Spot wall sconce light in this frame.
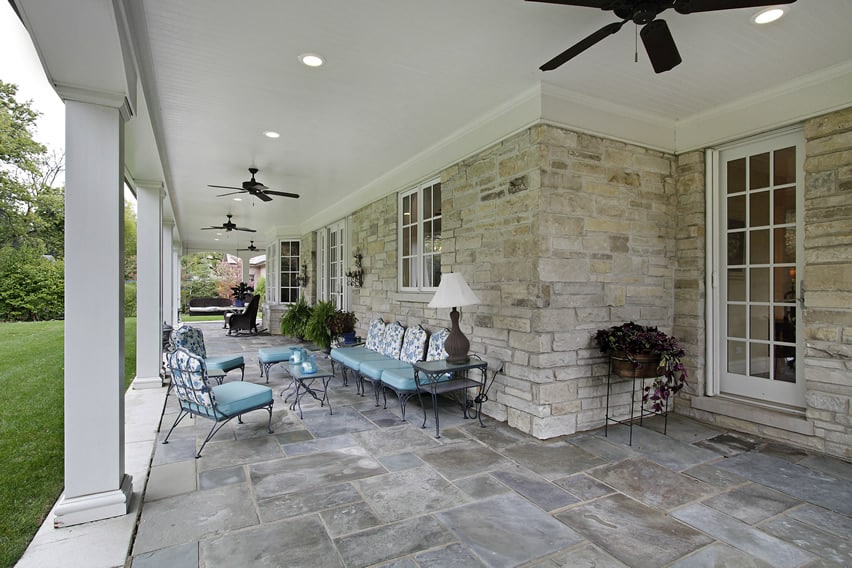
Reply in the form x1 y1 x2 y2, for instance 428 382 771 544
346 253 364 288
295 263 309 288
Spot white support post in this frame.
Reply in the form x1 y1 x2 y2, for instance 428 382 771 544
54 100 132 527
161 221 175 326
132 181 164 390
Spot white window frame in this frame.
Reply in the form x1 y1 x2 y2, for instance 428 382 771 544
398 178 442 292
316 219 349 310
278 239 301 304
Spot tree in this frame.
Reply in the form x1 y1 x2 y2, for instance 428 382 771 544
124 199 137 280
0 80 64 257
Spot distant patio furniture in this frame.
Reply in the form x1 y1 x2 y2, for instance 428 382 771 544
228 294 260 336
171 324 245 383
187 297 235 315
163 348 274 458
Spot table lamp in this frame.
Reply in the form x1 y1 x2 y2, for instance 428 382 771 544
428 272 480 363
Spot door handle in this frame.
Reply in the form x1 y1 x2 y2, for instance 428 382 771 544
798 281 805 308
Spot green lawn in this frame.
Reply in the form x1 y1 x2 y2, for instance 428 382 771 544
0 319 137 568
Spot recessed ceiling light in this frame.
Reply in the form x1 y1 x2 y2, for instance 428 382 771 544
263 130 280 138
299 53 325 67
752 7 786 24
233 197 242 202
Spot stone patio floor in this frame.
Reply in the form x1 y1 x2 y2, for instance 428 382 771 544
19 322 852 567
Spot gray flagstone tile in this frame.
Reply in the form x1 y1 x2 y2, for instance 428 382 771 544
588 457 715 510
671 503 815 568
501 441 607 480
355 465 471 522
458 421 534 450
490 469 578 511
196 435 284 472
198 464 245 491
714 452 852 516
414 542 484 567
759 515 852 565
256 481 363 523
682 462 749 489
695 432 761 456
641 414 725 442
353 424 441 457
453 474 512 500
378 452 424 472
282 432 359 456
552 473 616 501
555 493 712 568
301 405 377 438
133 484 259 555
535 543 628 567
131 542 198 568
595 425 719 471
787 504 852 539
320 501 382 538
798 455 852 483
436 493 584 568
202 515 342 568
418 439 513 480
250 446 385 500
669 543 773 568
702 482 801 524
334 515 455 567
570 433 637 462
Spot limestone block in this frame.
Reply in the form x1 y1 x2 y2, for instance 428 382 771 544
804 106 852 139
530 351 578 368
804 150 852 173
805 391 849 413
536 380 578 401
531 414 577 439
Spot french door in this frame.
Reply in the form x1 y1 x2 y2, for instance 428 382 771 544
717 130 804 408
316 220 347 310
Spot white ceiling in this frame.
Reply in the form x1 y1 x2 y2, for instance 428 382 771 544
17 0 852 253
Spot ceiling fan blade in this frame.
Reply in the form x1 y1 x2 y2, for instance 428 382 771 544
254 191 273 202
263 190 301 199
200 227 219 231
540 19 626 71
641 19 682 73
243 181 269 191
525 0 614 7
208 184 244 191
215 191 246 198
675 0 795 14
234 227 257 233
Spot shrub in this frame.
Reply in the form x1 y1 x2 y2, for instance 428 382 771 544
124 282 137 317
280 296 313 339
304 300 337 350
0 246 64 321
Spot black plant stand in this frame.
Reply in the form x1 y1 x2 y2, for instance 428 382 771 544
604 355 669 446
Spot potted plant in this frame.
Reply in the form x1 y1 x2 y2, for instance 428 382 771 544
594 322 688 412
328 310 358 344
230 282 254 307
304 300 338 351
280 296 313 340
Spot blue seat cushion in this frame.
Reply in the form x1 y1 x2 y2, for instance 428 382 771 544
212 382 273 417
359 359 412 381
258 346 297 363
331 346 372 363
332 349 388 370
206 354 244 373
381 367 452 392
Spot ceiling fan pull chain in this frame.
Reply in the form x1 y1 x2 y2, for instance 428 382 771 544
634 23 639 63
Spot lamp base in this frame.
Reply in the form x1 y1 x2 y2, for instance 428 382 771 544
444 307 470 364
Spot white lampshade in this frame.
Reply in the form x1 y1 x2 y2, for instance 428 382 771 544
428 272 480 308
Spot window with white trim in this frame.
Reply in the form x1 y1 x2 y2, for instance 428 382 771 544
279 240 301 303
399 179 441 291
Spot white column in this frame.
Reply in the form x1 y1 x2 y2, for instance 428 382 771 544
173 243 182 321
55 100 132 527
161 221 175 326
132 181 164 389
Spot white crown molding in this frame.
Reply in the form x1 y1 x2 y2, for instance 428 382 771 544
52 82 132 120
676 61 852 152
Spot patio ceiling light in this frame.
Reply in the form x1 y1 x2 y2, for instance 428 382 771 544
298 53 325 67
263 130 280 138
752 7 787 24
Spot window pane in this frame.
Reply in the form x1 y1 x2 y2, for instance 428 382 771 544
750 306 770 341
750 152 770 189
728 195 745 228
749 191 770 227
402 258 411 288
727 269 745 301
728 233 745 266
749 267 769 302
775 228 795 263
728 304 746 337
774 267 796 303
423 221 433 252
424 185 432 218
750 342 770 378
774 146 796 185
774 186 796 224
432 256 442 288
728 340 747 373
727 158 746 194
433 183 441 216
750 230 770 264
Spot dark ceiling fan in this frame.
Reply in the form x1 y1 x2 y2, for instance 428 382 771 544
201 214 256 233
237 241 259 252
528 0 797 73
209 167 300 202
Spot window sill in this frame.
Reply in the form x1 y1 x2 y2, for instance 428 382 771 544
391 291 435 304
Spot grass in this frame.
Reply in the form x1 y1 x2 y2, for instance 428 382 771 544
0 319 136 568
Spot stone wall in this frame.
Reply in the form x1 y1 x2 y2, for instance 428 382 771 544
345 124 679 439
802 107 852 458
